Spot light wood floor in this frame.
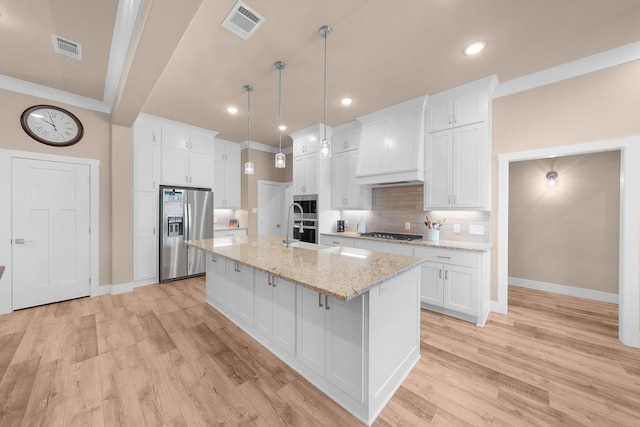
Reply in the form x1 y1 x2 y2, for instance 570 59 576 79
1 278 639 426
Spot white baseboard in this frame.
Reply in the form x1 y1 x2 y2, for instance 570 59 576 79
110 282 134 295
509 277 618 304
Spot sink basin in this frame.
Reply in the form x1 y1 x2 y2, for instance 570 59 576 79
286 241 330 251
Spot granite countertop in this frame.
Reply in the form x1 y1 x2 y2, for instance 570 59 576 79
186 236 424 301
321 231 493 253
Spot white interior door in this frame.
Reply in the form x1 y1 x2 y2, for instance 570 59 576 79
258 182 284 237
12 158 91 309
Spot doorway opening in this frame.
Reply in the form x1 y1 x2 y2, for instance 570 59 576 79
497 137 640 348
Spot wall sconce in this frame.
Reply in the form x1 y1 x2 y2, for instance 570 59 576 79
546 170 558 187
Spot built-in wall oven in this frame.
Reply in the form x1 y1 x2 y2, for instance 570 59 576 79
293 194 317 244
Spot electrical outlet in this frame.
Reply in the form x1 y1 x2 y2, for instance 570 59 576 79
469 225 484 235
344 220 348 227
405 222 411 230
252 207 258 213
214 217 218 223
454 224 460 233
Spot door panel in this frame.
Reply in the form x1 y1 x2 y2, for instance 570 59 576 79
258 183 283 237
12 158 91 309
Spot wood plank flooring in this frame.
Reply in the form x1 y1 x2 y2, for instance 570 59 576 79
0 278 639 426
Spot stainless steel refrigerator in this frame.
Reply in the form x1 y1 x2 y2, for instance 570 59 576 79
159 186 213 282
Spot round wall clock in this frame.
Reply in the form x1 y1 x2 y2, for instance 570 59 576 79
20 105 84 147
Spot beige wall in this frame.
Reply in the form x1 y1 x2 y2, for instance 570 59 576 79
0 89 116 286
491 60 640 300
508 151 620 293
241 149 292 235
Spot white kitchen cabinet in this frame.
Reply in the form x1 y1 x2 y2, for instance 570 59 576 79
331 123 361 155
293 153 319 195
424 123 488 209
214 139 241 208
414 246 489 326
255 271 297 356
331 150 371 210
132 191 158 283
355 96 426 185
225 260 255 327
206 253 226 306
320 235 355 247
161 124 215 188
296 286 364 402
426 93 487 133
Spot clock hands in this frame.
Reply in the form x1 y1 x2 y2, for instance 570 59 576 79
47 112 58 131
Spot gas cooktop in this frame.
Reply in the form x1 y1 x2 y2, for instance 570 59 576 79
360 232 423 241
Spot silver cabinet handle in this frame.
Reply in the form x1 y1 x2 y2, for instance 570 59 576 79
325 295 330 310
318 292 323 308
439 269 442 279
444 270 449 280
437 255 451 259
14 238 33 245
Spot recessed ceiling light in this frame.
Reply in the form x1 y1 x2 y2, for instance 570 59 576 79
278 124 287 131
341 97 353 106
464 41 487 56
226 106 238 114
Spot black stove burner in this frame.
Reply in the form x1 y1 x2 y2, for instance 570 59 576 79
360 231 422 241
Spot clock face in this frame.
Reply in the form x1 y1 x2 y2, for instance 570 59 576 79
20 105 84 147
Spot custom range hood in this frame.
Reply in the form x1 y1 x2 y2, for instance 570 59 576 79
354 96 427 186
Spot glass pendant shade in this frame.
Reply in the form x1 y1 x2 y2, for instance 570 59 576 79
275 152 286 168
319 139 331 159
244 161 255 175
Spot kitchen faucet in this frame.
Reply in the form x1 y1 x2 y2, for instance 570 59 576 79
283 202 304 247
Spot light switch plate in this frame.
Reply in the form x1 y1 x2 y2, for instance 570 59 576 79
214 217 218 223
405 222 411 230
469 225 484 235
252 207 258 213
454 224 460 233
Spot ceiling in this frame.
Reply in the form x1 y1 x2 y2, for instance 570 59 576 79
2 0 640 148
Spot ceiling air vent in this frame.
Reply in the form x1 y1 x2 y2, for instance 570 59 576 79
221 1 265 40
51 34 83 60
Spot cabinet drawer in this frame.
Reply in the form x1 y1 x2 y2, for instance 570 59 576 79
320 236 355 247
413 247 480 268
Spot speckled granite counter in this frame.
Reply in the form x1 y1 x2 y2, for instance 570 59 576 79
185 235 424 301
321 231 492 252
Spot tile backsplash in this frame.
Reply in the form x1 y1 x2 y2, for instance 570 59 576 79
339 185 490 243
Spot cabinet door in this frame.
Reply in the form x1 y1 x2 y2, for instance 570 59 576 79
189 152 214 189
419 261 444 306
208 255 226 306
254 271 274 340
444 264 479 316
133 118 160 144
133 191 158 282
346 127 361 151
161 148 189 186
296 287 326 376
320 236 355 247
452 124 485 208
273 278 296 356
162 124 189 151
331 152 348 209
224 159 241 208
225 261 240 315
357 120 387 177
331 131 347 155
293 156 305 194
133 143 160 192
189 129 214 155
304 154 318 194
213 159 226 207
236 264 255 326
424 130 453 209
426 99 453 132
453 93 486 128
325 295 364 403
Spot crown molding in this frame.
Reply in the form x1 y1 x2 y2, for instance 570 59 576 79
494 40 640 98
239 140 293 155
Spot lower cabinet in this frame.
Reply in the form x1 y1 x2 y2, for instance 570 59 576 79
319 235 355 247
206 253 226 306
414 246 489 326
225 260 255 327
255 270 296 356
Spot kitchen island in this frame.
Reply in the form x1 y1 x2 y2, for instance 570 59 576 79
186 235 424 426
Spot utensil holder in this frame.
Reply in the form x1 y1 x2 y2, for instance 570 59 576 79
426 229 440 241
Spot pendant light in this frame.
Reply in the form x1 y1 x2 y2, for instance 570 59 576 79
275 61 286 169
243 84 255 175
319 25 332 159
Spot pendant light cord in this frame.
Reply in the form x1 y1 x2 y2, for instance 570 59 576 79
278 65 282 152
323 28 327 142
246 85 252 162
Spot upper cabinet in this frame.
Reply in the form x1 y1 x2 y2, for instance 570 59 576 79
331 121 371 210
424 76 498 211
355 96 427 186
213 139 241 209
291 124 330 196
132 117 161 192
161 124 216 188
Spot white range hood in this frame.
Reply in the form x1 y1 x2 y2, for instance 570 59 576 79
355 96 427 186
